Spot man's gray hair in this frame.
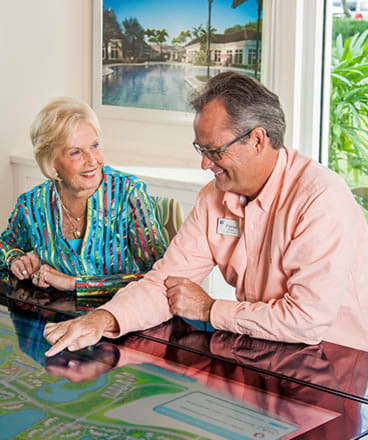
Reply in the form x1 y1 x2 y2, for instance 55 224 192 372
190 72 286 149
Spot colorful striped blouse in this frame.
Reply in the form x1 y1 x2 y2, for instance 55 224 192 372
0 166 167 296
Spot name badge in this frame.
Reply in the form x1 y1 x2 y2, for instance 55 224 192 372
217 218 241 237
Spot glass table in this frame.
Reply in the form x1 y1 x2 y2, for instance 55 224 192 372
1 271 367 439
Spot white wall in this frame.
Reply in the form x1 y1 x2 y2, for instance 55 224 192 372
0 0 91 229
0 0 324 230
0 0 199 230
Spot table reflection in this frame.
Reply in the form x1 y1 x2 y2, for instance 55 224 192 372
2 270 111 315
5 303 368 440
141 317 368 404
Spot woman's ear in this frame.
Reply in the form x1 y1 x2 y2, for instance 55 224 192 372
51 167 60 180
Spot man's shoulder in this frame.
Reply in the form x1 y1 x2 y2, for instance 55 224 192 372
285 149 348 195
197 179 223 203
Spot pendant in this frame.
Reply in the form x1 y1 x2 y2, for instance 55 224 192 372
73 230 81 239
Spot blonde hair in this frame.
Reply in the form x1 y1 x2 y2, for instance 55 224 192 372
30 97 102 179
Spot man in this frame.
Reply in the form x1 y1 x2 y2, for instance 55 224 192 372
45 72 368 356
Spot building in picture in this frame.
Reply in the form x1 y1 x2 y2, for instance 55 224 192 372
185 29 260 67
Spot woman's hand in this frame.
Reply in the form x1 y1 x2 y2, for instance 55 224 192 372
11 253 41 280
44 310 119 357
32 264 76 291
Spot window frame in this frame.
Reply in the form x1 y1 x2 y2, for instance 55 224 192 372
262 0 326 162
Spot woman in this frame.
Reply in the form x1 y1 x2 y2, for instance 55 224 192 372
0 97 167 295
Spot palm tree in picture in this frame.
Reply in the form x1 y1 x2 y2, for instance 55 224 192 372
122 17 145 61
206 0 214 78
232 0 263 79
172 30 192 45
192 25 205 40
146 28 169 57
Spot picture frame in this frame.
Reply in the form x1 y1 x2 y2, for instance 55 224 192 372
92 0 262 125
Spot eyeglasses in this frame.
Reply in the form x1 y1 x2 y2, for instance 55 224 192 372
193 128 254 162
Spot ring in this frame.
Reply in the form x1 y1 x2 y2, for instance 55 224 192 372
22 270 27 276
33 274 40 281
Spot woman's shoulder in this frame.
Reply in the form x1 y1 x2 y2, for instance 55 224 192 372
16 179 54 203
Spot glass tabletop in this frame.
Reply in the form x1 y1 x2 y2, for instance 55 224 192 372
1 271 111 316
1 303 368 440
138 317 368 406
2 270 368 417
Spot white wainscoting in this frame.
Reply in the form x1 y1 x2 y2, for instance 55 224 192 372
10 154 236 301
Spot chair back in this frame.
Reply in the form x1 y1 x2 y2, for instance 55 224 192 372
150 196 184 243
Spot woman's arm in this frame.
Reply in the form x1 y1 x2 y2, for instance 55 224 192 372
74 273 144 296
127 183 168 272
0 196 39 277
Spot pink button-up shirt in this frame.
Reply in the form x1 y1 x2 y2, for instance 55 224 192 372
101 149 368 350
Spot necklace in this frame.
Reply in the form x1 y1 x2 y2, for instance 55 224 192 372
59 197 86 239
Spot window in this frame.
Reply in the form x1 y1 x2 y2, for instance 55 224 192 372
234 49 243 64
248 48 257 65
214 50 221 63
323 0 368 219
110 41 122 59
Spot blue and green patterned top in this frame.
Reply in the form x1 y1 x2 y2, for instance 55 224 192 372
0 166 167 296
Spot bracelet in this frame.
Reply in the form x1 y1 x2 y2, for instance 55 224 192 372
5 249 26 269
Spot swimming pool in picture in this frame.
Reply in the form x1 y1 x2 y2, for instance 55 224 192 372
102 63 250 113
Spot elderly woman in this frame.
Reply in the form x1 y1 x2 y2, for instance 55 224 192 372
0 97 167 295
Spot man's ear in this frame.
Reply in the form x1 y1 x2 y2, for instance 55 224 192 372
251 127 268 154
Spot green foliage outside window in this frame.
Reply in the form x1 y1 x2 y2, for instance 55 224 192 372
329 28 368 220
332 17 368 40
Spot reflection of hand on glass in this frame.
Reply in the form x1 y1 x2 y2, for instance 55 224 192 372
45 334 168 383
12 284 76 313
45 342 120 382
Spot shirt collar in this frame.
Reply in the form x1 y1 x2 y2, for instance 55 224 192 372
256 147 286 212
222 148 287 215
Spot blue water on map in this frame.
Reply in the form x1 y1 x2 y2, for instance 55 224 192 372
36 375 107 403
0 328 13 335
0 409 45 439
0 345 12 364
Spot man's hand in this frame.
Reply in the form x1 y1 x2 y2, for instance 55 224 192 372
44 310 119 357
32 264 76 291
11 253 40 280
164 276 215 321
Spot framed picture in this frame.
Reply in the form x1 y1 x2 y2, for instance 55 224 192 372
92 0 263 123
